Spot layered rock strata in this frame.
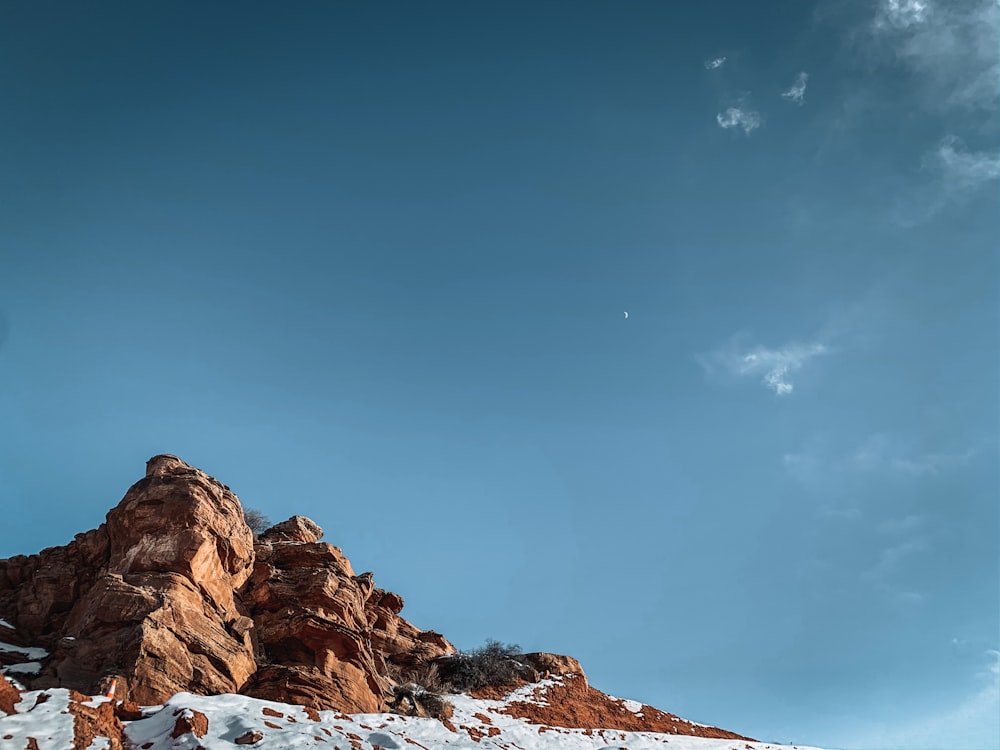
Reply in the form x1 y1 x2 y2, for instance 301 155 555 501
0 455 452 712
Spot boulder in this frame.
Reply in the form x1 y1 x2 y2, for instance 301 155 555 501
259 516 323 544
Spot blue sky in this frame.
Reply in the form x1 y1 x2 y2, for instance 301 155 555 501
0 2 997 748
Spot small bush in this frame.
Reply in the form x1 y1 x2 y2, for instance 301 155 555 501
436 640 527 693
243 508 271 536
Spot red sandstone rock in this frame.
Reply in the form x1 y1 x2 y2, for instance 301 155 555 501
171 708 209 738
67 689 126 750
493 674 755 741
0 677 20 716
244 533 453 712
0 455 452 713
259 516 323 544
0 454 753 742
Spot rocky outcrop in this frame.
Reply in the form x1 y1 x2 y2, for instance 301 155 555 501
2 455 258 704
243 523 452 711
0 455 452 712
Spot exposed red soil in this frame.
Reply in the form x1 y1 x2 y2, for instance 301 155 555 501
493 675 756 741
66 690 126 750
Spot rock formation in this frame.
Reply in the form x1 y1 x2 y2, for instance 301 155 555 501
0 455 453 712
0 454 761 747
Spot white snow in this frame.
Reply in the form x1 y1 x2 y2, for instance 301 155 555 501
0 684 837 750
0 639 49 659
3 661 42 675
0 618 14 629
117 689 830 750
2 689 76 750
0 643 835 750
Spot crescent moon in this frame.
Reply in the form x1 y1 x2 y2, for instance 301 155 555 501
624 311 629 319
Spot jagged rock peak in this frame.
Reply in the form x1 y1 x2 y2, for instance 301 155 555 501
259 515 323 544
0 455 455 713
144 453 192 477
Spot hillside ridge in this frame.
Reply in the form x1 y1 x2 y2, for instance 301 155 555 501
0 455 757 747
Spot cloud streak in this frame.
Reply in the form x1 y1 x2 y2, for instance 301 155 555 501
781 72 809 105
894 136 1000 224
933 136 1000 193
716 107 762 135
704 56 726 70
699 338 828 395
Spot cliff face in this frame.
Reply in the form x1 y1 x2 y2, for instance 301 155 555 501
0 455 453 712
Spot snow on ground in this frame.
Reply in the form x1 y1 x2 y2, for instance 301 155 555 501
0 618 14 629
621 698 644 713
0 641 832 750
1 688 76 749
119 688 829 750
2 660 42 675
0 639 50 660
0 684 834 750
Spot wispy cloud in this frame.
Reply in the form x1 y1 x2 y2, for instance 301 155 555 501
699 338 828 395
894 136 1000 224
863 537 927 582
877 514 924 535
738 343 827 395
891 447 978 476
871 0 999 113
875 0 930 30
704 56 727 70
716 106 762 135
782 433 982 490
781 72 809 105
932 135 1000 193
861 536 929 606
848 433 979 476
844 650 1000 749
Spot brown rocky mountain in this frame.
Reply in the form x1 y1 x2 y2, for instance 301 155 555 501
0 455 752 744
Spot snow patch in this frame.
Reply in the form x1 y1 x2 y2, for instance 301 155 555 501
2 689 76 749
0 640 49 659
3 661 42 675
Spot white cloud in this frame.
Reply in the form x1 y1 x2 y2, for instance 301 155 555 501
738 342 827 395
716 106 762 135
704 56 727 70
872 0 999 113
875 0 931 29
894 136 1000 223
845 650 1000 749
932 136 1000 193
699 338 828 395
781 72 809 105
